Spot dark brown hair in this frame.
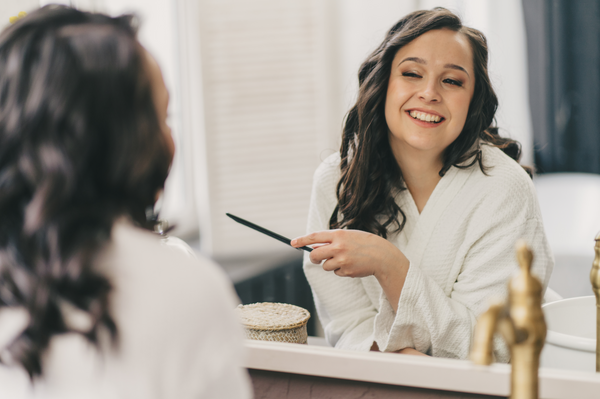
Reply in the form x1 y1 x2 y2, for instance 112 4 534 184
0 5 172 376
330 7 524 237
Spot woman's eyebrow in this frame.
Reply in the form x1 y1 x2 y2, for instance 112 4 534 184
444 63 470 77
398 56 425 67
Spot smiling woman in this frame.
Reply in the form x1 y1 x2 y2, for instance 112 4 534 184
291 8 553 362
386 29 474 165
385 28 475 212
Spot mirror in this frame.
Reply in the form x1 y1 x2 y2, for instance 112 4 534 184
159 0 600 376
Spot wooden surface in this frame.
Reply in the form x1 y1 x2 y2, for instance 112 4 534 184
249 369 505 399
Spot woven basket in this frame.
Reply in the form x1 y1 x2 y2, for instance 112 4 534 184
237 302 311 344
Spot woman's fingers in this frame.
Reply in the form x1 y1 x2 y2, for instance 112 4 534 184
307 236 350 265
291 230 337 248
297 229 393 278
307 243 337 265
314 249 353 277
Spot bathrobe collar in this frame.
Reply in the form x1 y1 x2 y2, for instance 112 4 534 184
398 164 476 268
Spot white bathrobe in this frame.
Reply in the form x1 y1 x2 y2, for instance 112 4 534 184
304 145 553 362
0 221 252 399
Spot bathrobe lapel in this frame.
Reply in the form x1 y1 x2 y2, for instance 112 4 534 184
400 166 474 270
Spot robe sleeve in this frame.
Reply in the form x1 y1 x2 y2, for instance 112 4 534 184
303 156 377 351
373 175 553 362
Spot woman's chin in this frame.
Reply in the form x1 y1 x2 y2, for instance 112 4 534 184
399 139 445 155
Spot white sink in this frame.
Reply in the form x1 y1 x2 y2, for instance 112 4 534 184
541 296 596 371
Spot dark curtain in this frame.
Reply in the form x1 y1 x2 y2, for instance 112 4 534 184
522 0 600 174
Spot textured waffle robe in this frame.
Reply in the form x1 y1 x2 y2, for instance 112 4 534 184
0 221 252 399
304 145 553 362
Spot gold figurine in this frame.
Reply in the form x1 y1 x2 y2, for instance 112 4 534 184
590 232 600 372
471 240 546 399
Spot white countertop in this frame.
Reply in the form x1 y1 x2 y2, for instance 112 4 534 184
244 339 600 399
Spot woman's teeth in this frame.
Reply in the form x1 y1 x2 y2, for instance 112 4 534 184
409 111 442 123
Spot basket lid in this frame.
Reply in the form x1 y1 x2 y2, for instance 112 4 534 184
237 302 310 331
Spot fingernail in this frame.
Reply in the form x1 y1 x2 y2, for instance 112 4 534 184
291 239 297 246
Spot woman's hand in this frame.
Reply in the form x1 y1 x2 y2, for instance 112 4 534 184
396 348 429 356
291 230 410 311
291 229 400 278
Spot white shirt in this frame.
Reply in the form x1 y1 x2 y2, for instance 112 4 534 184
0 221 252 399
304 145 553 362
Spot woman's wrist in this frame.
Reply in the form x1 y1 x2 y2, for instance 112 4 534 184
372 241 409 281
373 245 409 312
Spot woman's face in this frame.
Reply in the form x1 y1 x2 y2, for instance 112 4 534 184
145 50 175 159
384 28 475 163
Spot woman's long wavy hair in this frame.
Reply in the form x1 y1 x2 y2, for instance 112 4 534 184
330 7 525 237
0 6 173 377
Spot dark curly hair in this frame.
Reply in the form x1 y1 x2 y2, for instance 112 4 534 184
0 5 173 376
330 7 525 237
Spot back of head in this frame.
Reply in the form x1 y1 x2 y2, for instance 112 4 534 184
0 5 172 377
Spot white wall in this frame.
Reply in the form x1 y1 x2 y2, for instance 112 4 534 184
0 0 39 30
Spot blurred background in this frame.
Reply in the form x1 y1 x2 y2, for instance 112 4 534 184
2 0 600 335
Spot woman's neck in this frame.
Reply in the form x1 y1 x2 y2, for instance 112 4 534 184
393 145 444 214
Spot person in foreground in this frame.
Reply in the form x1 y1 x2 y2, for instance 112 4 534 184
0 6 251 398
291 8 553 362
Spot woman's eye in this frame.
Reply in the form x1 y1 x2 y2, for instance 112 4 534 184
402 72 421 78
444 78 463 87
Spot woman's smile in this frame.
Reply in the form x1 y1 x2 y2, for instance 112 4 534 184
406 108 446 127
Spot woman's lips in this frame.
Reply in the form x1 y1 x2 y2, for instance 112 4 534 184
405 110 445 127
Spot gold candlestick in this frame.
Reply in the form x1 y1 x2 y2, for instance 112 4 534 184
590 232 600 372
471 240 546 399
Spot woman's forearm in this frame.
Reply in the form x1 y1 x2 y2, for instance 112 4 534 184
373 255 409 313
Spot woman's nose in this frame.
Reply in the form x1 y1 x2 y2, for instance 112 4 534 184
418 80 440 103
